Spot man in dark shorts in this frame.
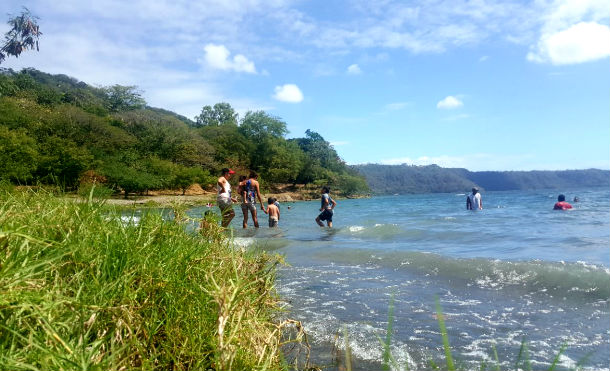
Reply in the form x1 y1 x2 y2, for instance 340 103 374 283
240 171 266 228
315 186 337 228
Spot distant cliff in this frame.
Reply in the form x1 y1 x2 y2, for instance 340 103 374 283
354 164 610 194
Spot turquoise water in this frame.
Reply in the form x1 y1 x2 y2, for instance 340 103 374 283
190 188 610 370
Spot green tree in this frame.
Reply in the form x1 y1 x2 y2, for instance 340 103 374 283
265 139 305 183
199 123 252 169
239 111 288 140
0 8 42 64
171 166 210 195
103 163 160 198
0 74 18 97
195 102 238 127
36 136 93 189
102 85 146 112
117 109 216 168
0 126 38 183
239 111 289 174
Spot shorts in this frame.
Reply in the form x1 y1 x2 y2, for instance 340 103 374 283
241 202 256 213
217 198 232 213
269 216 278 227
317 209 333 222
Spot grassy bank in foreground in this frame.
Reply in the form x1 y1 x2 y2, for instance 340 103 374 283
0 189 296 370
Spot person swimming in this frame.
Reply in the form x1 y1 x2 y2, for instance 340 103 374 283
553 194 573 210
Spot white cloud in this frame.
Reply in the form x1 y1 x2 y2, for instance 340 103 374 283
527 22 610 64
527 0 610 64
347 63 362 74
301 1 541 55
273 84 304 103
384 102 409 111
203 44 256 73
436 96 463 109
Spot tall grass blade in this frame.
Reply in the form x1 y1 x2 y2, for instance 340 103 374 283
573 351 593 371
343 325 352 371
492 343 501 371
382 291 396 371
547 342 567 371
435 297 455 371
515 336 531 371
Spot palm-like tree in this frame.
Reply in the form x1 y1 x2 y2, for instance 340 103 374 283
0 8 42 64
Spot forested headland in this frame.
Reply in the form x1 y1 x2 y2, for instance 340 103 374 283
355 164 610 194
0 68 369 197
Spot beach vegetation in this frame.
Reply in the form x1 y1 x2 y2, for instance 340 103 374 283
0 189 308 370
0 68 369 196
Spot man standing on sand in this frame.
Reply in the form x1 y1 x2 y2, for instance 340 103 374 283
217 168 237 227
241 171 266 228
466 187 483 211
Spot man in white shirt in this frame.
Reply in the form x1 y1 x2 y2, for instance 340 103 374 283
466 187 482 210
217 168 237 227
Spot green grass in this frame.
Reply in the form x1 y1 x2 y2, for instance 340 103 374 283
2 188 594 371
0 188 294 370
336 298 592 371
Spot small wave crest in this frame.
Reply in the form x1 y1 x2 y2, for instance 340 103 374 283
320 249 610 300
343 223 406 240
406 254 609 300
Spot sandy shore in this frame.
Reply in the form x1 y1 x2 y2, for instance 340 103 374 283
103 183 317 207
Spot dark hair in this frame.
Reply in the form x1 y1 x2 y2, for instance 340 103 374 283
249 171 258 179
268 197 274 204
322 186 330 193
558 194 566 202
221 167 230 175
238 175 246 182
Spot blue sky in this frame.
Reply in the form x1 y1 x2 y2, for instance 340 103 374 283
2 0 609 171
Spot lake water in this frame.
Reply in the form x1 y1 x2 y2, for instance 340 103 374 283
189 188 610 370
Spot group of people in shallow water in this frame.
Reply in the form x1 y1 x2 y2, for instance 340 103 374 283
215 168 337 229
466 186 577 211
215 168 576 229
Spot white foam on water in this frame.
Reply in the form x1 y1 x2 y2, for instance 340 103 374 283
119 215 141 225
232 237 255 248
348 225 365 232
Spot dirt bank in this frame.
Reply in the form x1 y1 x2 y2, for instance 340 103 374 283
103 183 328 207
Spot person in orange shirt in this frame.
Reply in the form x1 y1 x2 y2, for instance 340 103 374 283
553 194 573 210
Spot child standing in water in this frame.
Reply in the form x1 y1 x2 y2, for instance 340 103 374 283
315 186 337 228
265 197 280 227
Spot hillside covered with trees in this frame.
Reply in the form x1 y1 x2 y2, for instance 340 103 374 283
0 68 368 196
355 164 610 194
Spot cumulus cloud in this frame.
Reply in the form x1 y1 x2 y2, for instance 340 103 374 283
527 0 610 64
347 64 362 74
273 84 304 103
436 96 463 109
528 22 610 64
203 43 257 73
